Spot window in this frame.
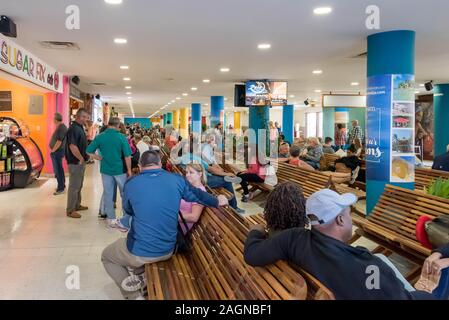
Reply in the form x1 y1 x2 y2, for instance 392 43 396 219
306 112 323 138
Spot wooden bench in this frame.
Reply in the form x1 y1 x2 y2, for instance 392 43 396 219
320 153 341 171
415 167 449 191
351 184 449 280
145 206 308 300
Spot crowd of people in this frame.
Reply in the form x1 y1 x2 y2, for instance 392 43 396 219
47 110 449 300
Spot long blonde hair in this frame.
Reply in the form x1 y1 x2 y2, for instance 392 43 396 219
186 163 207 186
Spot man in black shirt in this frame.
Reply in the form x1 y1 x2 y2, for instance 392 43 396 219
49 113 68 195
65 108 90 219
432 144 449 172
244 189 436 300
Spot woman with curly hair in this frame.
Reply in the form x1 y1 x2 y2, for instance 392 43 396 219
264 181 309 237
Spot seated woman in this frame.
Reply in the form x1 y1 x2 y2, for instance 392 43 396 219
179 163 207 233
322 144 361 183
353 138 363 157
264 182 309 237
300 137 324 169
237 153 267 203
289 145 315 171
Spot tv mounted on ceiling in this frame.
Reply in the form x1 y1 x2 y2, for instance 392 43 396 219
245 80 288 107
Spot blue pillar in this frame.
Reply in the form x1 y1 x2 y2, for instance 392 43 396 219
211 96 224 128
366 30 415 214
434 84 449 157
249 106 270 152
191 103 202 136
282 105 294 144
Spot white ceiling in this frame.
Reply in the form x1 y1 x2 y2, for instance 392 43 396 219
2 0 449 117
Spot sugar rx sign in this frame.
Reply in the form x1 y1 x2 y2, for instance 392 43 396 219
0 34 63 93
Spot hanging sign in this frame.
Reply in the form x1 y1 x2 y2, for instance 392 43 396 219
0 34 63 93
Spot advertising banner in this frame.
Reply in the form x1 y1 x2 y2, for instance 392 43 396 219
366 74 415 184
0 34 63 93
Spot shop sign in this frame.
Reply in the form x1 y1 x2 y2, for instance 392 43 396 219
0 34 63 93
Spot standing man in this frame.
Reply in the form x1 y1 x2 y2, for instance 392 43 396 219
50 112 68 196
65 108 90 219
348 120 363 145
87 117 132 229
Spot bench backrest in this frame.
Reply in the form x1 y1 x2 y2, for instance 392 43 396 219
415 167 449 191
320 153 340 170
368 184 449 246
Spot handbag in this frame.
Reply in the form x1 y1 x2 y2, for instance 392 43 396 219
425 215 449 249
264 165 278 187
174 212 192 253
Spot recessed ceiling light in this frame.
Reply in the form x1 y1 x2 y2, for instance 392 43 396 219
204 103 209 106
351 82 360 86
114 38 128 44
312 70 323 74
202 79 210 83
182 93 188 96
258 43 271 50
220 67 230 72
123 77 131 81
224 98 228 101
191 87 198 91
125 86 132 89
289 95 295 98
171 100 175 103
176 97 181 100
313 7 332 15
315 90 322 93
120 65 129 70
168 102 172 105
105 0 123 4
126 92 132 95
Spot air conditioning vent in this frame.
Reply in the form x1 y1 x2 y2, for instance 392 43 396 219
89 82 107 86
39 41 80 50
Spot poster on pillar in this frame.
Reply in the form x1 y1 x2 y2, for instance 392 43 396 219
366 74 415 185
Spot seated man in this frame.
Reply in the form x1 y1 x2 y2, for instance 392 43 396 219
101 150 229 300
300 137 323 169
322 137 336 154
279 142 291 158
432 144 449 172
180 151 245 214
322 144 361 183
244 189 436 300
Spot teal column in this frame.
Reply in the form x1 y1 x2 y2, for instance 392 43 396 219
191 103 202 136
366 30 415 214
163 114 167 127
211 96 224 128
434 84 449 157
166 112 173 126
282 105 294 144
249 106 270 153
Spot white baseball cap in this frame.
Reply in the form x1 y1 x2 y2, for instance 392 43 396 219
306 189 358 226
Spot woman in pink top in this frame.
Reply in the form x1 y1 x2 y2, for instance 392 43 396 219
179 164 207 234
237 153 267 203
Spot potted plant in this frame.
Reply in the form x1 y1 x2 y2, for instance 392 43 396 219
425 178 449 200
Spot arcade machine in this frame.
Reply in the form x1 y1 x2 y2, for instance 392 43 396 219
0 117 44 189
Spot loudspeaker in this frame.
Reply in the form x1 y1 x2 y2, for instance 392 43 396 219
0 16 17 38
425 81 433 92
304 99 310 106
71 76 80 85
234 84 246 107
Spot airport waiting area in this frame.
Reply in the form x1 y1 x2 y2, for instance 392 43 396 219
0 0 449 306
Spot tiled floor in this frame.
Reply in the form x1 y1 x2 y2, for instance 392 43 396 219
0 163 416 300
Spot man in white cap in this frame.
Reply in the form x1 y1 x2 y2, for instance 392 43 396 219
244 189 435 300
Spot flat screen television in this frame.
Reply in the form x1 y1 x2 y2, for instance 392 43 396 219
245 81 288 107
234 84 246 107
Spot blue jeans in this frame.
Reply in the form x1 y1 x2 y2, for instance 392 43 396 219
433 268 449 300
100 186 117 214
50 149 65 192
101 174 127 219
206 174 237 209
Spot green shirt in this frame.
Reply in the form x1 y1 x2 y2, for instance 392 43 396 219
86 128 132 176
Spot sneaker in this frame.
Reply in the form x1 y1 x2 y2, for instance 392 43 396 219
241 194 250 203
106 219 129 233
121 274 146 292
235 207 246 215
98 213 107 220
67 212 82 219
115 219 130 233
53 190 65 196
224 176 242 184
77 205 89 211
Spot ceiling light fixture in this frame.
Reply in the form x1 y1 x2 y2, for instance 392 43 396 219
220 67 230 72
202 79 210 83
120 65 129 70
313 7 332 15
312 70 323 74
123 77 131 81
258 43 271 50
315 90 322 93
176 97 181 100
171 100 175 103
125 86 132 89
182 93 188 96
351 82 360 86
105 0 123 4
126 92 132 95
289 95 295 98
191 87 198 91
114 38 128 44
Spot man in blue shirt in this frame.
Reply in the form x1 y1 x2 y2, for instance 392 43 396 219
432 144 449 172
101 150 228 299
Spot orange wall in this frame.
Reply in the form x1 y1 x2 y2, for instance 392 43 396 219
0 77 55 173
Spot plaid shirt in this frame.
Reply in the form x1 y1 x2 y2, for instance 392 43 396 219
349 126 363 144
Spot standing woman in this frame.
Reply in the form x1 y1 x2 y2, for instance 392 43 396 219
334 123 347 151
269 121 279 156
